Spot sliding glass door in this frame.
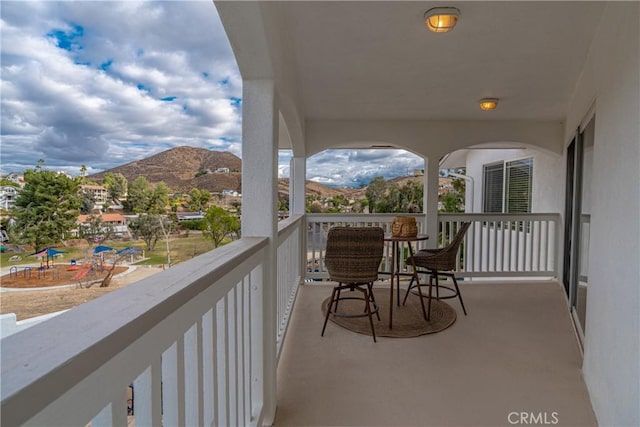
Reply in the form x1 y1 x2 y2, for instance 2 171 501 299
563 116 594 341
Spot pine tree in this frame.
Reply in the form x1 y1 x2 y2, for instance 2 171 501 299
12 167 81 251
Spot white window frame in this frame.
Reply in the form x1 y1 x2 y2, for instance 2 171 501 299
482 157 533 213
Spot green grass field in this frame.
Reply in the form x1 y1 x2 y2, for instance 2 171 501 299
0 235 228 268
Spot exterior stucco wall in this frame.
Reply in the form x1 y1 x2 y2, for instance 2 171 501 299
564 3 640 426
464 148 564 214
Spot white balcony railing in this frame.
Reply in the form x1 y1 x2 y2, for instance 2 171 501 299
438 213 560 277
306 213 561 279
1 216 305 427
276 214 304 357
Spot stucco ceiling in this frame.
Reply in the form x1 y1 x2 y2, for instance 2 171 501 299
277 1 605 121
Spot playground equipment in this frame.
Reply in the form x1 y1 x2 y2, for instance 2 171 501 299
29 247 67 269
73 265 94 288
37 266 59 280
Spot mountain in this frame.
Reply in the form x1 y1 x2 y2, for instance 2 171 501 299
90 146 242 193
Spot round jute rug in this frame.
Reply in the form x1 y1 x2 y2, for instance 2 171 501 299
321 288 456 338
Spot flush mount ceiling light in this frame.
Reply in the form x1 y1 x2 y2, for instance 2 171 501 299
479 98 499 111
424 7 460 33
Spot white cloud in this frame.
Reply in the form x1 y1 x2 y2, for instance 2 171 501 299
1 0 241 175
1 1 424 186
306 149 424 187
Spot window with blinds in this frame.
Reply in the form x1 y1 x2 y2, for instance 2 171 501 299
483 162 504 212
482 158 533 213
505 158 533 213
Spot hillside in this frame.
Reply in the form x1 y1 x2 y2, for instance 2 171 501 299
90 146 242 193
277 179 359 200
90 146 348 197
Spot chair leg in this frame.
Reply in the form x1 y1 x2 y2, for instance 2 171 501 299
434 271 440 300
364 288 377 342
412 272 428 321
402 274 416 306
451 275 467 315
335 286 342 312
367 282 381 321
321 287 338 336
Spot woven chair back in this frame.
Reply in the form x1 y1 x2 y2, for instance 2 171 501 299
324 226 384 284
418 222 471 271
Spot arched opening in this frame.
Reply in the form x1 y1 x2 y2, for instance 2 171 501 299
438 142 564 214
279 147 431 214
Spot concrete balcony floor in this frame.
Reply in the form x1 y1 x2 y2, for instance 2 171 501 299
275 280 596 426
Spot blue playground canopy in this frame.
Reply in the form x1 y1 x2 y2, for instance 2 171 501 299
117 247 143 255
29 247 67 257
93 245 114 254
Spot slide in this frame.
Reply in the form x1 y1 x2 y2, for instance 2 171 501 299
71 266 91 281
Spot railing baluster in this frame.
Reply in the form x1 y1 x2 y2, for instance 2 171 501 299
237 281 245 427
133 358 163 427
543 220 549 271
468 221 475 273
479 221 485 272
241 278 249 426
161 339 184 427
197 318 205 425
217 297 228 427
507 220 512 272
177 335 186 425
502 220 508 271
523 220 528 271
514 220 521 272
185 324 198 426
202 309 215 426
92 403 112 427
538 221 544 272
526 220 533 271
245 274 253 425
455 221 461 271
491 220 496 272
228 289 238 427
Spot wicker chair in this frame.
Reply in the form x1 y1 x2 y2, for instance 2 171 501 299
403 222 471 315
321 226 384 342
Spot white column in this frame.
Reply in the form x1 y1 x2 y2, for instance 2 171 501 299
290 156 307 283
241 79 278 424
424 157 439 249
290 156 306 215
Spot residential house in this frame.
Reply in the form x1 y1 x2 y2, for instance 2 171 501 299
221 189 240 197
3 173 24 186
0 186 19 211
76 213 129 238
80 184 109 206
176 211 205 222
1 3 637 426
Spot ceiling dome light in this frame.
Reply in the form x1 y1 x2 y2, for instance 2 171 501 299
424 7 460 33
479 98 499 111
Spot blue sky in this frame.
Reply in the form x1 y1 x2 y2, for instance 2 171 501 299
1 1 423 187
